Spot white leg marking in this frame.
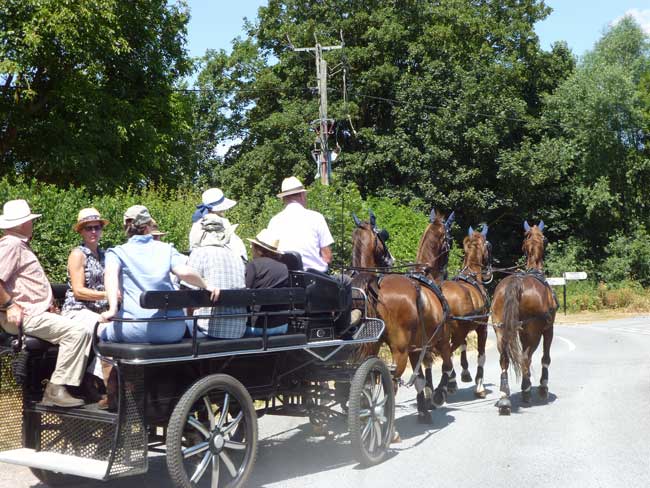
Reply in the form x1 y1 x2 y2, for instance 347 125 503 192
542 362 550 368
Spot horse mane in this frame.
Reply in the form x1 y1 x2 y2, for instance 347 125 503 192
416 211 447 280
352 222 374 267
462 231 485 272
523 226 545 270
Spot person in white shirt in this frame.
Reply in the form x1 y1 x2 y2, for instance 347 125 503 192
268 176 362 327
189 188 247 262
267 176 334 272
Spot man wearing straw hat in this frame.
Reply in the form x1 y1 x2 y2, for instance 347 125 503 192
0 199 93 407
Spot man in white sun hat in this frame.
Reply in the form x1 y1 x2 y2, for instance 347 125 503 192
268 176 334 272
189 188 247 261
0 199 93 408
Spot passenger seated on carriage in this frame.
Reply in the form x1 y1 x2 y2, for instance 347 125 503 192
244 229 289 336
99 206 219 343
0 200 93 408
187 214 247 339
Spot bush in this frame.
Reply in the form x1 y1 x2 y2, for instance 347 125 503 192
602 228 650 286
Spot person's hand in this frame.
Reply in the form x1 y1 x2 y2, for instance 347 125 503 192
6 303 24 328
99 309 116 323
207 286 220 302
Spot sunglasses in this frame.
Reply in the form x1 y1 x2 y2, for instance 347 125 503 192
83 225 103 232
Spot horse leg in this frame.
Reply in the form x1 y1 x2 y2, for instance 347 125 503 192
474 324 488 398
520 330 540 404
410 351 432 424
539 326 553 399
433 339 453 408
423 355 434 410
495 328 512 415
448 328 467 395
459 341 472 382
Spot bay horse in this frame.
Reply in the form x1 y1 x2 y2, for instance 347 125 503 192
491 221 557 415
350 211 451 423
417 210 492 400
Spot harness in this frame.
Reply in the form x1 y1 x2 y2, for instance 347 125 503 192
449 271 491 325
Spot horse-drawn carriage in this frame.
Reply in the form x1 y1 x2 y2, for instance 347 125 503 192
0 253 395 487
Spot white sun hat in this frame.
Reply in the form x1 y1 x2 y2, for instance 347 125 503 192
201 188 237 212
277 176 308 198
0 199 42 230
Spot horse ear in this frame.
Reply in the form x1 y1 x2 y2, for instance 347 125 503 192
523 220 531 232
446 211 455 227
481 224 488 236
369 209 376 227
429 208 436 223
538 220 545 231
352 213 362 228
468 225 474 236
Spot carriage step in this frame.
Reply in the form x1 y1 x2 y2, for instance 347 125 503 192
0 448 108 479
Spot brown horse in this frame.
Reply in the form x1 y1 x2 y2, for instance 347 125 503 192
491 221 557 415
350 212 450 423
415 208 454 283
417 211 492 400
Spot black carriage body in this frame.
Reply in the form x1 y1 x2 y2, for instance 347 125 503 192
0 268 388 485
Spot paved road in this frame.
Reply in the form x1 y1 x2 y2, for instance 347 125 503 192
2 316 650 487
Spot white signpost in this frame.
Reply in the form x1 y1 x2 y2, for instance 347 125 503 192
547 272 587 314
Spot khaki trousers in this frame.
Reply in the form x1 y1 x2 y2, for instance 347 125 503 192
62 308 106 379
22 312 93 386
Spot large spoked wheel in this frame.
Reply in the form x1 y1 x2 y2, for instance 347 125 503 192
166 374 258 488
348 357 395 466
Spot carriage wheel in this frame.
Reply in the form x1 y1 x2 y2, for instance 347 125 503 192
166 374 258 488
348 357 395 466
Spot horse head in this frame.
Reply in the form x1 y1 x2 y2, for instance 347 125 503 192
417 208 454 282
351 211 394 268
463 224 492 283
522 220 547 271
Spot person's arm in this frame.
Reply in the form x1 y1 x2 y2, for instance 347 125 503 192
0 280 22 328
172 264 220 302
68 249 107 301
99 260 120 323
320 245 333 264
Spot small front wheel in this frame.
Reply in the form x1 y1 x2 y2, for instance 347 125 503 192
347 357 395 466
166 374 258 488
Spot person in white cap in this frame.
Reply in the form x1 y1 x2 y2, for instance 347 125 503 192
268 176 334 272
189 188 247 261
0 199 93 408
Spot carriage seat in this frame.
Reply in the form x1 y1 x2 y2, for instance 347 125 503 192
276 251 303 271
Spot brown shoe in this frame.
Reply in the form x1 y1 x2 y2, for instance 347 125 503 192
42 382 85 408
81 373 105 404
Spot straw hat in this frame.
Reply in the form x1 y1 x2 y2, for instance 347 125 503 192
247 228 280 253
277 176 308 198
0 200 42 230
73 207 109 233
123 204 148 225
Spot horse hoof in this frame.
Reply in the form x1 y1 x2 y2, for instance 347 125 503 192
521 390 531 403
474 389 487 399
447 382 458 395
461 371 473 383
499 406 511 416
433 389 447 407
417 412 433 425
497 397 511 415
538 385 548 399
391 430 402 444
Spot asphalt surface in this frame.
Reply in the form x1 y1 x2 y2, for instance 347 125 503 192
2 316 650 488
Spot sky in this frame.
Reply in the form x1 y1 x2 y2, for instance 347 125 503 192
185 1 650 60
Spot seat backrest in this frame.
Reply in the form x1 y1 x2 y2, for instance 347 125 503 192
277 251 303 271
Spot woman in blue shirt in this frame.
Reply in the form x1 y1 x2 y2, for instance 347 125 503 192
100 206 219 343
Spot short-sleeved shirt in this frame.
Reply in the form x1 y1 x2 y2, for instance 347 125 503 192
0 235 52 325
188 245 247 338
245 257 289 328
102 234 187 344
267 203 334 272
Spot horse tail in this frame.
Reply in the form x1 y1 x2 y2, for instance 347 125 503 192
502 277 524 379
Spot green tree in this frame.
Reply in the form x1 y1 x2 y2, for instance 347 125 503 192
0 0 195 192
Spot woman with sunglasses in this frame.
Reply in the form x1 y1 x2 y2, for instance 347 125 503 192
61 208 111 403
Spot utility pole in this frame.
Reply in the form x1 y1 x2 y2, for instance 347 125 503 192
293 37 342 185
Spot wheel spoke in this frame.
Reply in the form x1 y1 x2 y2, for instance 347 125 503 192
361 419 372 441
362 389 373 406
222 411 243 435
224 440 246 451
182 441 209 459
368 421 376 453
217 393 230 429
203 396 215 429
219 450 238 478
359 408 371 418
211 454 220 488
190 451 212 483
376 415 387 424
187 416 210 439
373 420 383 449
376 395 388 408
